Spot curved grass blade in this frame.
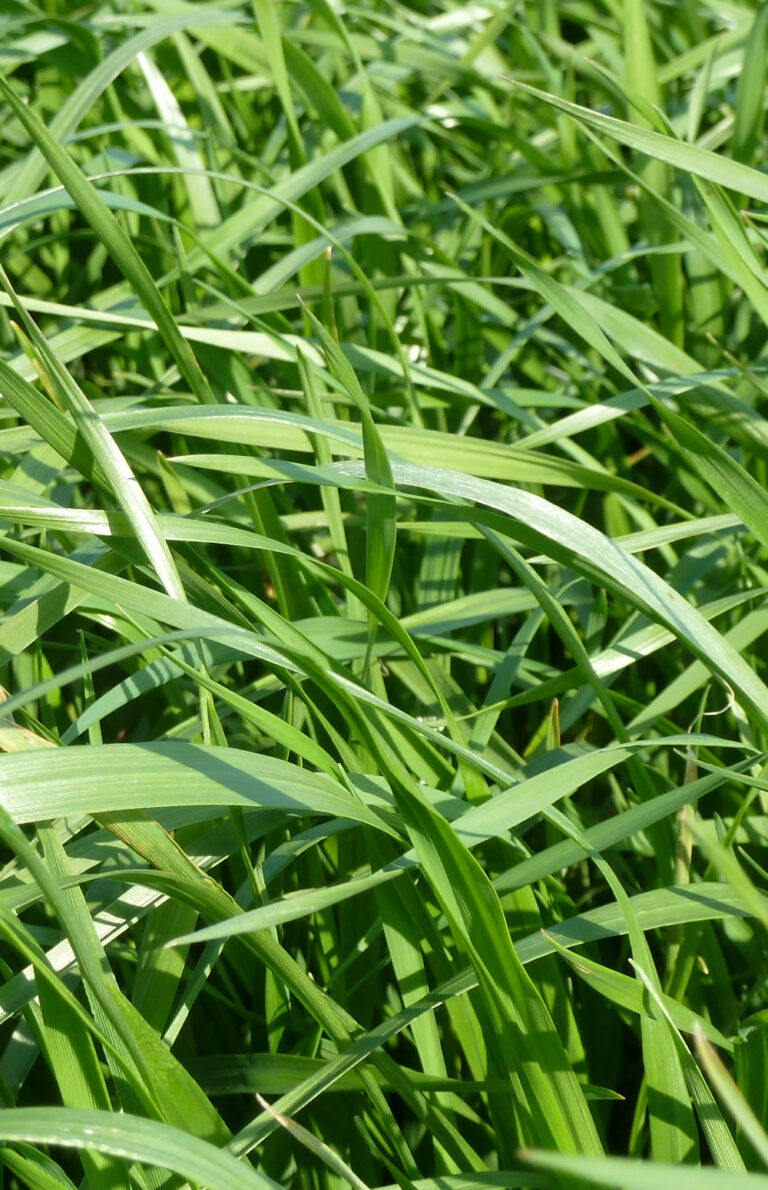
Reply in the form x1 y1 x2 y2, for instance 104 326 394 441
0 1108 278 1190
0 72 218 406
521 1151 768 1188
512 81 768 203
0 266 185 602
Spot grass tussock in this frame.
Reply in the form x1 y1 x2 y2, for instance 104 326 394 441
1 2 768 1188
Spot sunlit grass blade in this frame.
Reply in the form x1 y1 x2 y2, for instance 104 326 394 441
0 73 217 406
521 1151 768 1188
0 266 186 602
0 1108 277 1190
391 781 604 1156
732 5 768 165
512 81 768 202
4 5 768 1188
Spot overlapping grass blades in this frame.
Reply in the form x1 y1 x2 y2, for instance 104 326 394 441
1 2 768 1188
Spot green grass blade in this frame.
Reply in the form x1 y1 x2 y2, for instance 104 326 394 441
514 81 768 203
522 1152 768 1188
0 1108 278 1190
0 73 217 406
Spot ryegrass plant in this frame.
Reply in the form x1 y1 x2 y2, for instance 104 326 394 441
1 1 768 1187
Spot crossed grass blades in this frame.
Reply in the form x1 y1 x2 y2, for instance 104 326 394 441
1 1 768 1188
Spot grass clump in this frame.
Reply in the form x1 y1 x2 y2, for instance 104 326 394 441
1 1 768 1188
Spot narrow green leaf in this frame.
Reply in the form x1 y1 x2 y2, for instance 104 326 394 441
522 1151 768 1188
0 73 217 406
514 81 768 203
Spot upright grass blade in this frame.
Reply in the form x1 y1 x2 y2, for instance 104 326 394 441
36 976 129 1190
0 266 186 603
629 969 746 1171
0 73 218 406
696 1028 768 1168
391 779 604 1158
732 5 768 165
300 303 396 676
623 0 684 346
0 805 232 1145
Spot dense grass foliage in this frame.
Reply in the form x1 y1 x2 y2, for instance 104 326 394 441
2 1 768 1187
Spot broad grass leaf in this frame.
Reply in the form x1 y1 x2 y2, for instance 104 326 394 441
521 1152 768 1188
0 742 391 833
0 1108 278 1190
